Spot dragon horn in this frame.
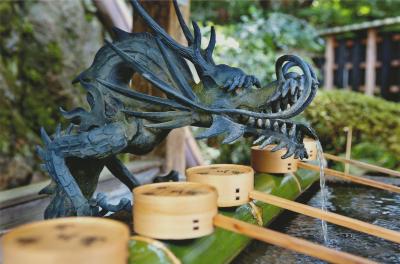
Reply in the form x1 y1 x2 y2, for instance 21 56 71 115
205 26 216 64
105 40 210 112
130 0 210 71
172 0 193 45
155 38 197 101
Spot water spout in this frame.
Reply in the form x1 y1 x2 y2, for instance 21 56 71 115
316 140 329 244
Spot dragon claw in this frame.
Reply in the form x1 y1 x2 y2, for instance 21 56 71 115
259 136 274 149
94 193 132 214
223 74 261 93
228 76 240 92
238 75 246 88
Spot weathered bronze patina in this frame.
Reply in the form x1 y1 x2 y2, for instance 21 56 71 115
37 0 319 218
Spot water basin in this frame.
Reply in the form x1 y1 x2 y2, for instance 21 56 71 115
234 181 400 263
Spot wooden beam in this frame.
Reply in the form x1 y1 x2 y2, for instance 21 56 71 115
214 214 375 264
324 36 335 90
184 127 204 167
298 162 400 193
132 0 192 175
250 191 400 244
324 153 400 178
94 0 132 33
365 29 377 96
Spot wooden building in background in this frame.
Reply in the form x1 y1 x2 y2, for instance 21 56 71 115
317 17 400 102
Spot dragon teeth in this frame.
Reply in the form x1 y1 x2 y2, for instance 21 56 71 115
257 118 263 128
248 117 255 126
289 124 296 136
291 81 297 95
265 119 270 128
273 121 279 131
280 123 287 134
286 103 291 110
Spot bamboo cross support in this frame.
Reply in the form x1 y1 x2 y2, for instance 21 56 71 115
324 153 400 178
298 162 400 194
249 190 400 244
214 214 375 264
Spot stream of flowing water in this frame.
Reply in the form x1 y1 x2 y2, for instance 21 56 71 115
316 140 329 244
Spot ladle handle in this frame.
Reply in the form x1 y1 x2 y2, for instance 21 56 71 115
214 214 375 264
298 162 400 193
324 153 400 178
249 190 400 244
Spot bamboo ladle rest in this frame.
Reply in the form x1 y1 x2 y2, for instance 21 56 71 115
186 164 400 244
133 181 374 264
252 139 400 194
1 217 130 264
324 152 400 178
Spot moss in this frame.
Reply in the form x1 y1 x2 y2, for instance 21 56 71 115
0 2 66 159
0 2 12 34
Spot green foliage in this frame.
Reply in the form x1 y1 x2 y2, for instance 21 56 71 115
212 137 252 165
205 9 323 84
332 142 398 175
302 90 400 169
192 0 400 29
296 0 400 28
191 0 259 24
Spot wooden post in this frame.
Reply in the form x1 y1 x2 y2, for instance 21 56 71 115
94 0 132 33
344 126 352 175
365 29 377 96
132 0 190 175
324 36 335 90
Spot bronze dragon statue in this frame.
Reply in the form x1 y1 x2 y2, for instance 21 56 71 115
36 0 319 218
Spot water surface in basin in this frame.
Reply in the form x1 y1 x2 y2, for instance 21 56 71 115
234 182 400 263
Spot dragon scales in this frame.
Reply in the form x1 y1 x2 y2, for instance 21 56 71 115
36 0 319 218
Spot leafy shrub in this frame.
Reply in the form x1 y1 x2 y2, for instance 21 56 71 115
331 142 398 175
201 9 323 85
302 90 400 170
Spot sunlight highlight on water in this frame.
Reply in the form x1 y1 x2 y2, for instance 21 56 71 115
316 140 329 244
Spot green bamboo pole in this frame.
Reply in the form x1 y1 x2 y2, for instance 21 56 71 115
129 168 319 264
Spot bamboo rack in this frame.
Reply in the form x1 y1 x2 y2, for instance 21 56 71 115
214 214 375 264
249 190 400 244
324 153 400 178
133 181 376 263
298 162 400 193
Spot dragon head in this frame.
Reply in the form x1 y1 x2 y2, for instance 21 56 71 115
95 0 318 159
